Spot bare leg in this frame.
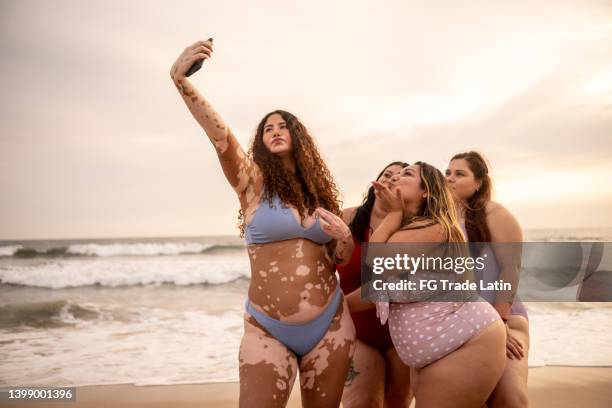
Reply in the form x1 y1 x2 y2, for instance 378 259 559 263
239 313 298 408
384 347 413 408
342 340 385 408
414 320 507 408
488 316 529 408
299 296 356 408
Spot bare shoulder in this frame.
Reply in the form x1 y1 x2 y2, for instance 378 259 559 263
389 222 446 243
486 201 517 225
486 201 522 242
341 206 359 224
485 200 506 215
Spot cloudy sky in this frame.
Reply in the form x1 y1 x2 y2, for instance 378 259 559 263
1 0 611 240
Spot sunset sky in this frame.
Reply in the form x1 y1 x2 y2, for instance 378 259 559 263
1 0 611 239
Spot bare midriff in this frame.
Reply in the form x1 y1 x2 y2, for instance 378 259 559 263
247 238 338 323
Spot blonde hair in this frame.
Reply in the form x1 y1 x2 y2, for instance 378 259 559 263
408 161 465 244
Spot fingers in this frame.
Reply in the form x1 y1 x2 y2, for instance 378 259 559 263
507 333 525 359
380 307 389 325
315 208 337 224
506 338 523 360
372 181 402 213
184 41 213 63
372 181 394 197
371 180 387 191
316 210 337 229
372 182 387 202
193 46 212 56
512 338 525 359
315 207 343 222
506 344 516 359
188 53 210 64
316 208 342 229
319 218 332 231
189 38 214 50
320 220 344 240
319 217 341 239
376 302 389 325
316 208 352 241
172 39 214 79
186 47 211 63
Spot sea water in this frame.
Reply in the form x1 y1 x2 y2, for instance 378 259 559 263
1 229 611 386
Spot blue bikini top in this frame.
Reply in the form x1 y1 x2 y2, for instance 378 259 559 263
245 194 332 245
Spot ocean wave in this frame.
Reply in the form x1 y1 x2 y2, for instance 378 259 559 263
1 302 610 387
0 257 250 288
0 245 22 257
0 300 100 329
0 242 245 258
0 305 244 387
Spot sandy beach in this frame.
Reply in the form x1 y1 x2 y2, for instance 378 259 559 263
3 367 610 408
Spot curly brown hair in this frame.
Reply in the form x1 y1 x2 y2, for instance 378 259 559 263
238 110 342 235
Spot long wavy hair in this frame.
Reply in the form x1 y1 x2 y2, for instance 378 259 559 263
238 110 342 235
405 161 465 244
450 151 492 243
349 161 409 242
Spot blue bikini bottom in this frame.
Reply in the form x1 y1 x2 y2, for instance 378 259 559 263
245 287 342 356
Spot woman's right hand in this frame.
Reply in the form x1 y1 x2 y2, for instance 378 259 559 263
170 38 214 81
372 180 403 214
376 301 390 325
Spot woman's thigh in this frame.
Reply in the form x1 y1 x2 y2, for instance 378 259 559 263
384 347 413 408
299 296 356 408
239 313 299 408
414 320 507 408
342 340 386 408
488 316 530 408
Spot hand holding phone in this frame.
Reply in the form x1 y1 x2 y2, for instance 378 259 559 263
186 37 213 77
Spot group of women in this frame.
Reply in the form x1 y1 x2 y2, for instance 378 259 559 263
171 39 529 408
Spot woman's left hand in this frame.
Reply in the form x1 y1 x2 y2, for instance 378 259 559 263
505 324 525 360
315 208 351 240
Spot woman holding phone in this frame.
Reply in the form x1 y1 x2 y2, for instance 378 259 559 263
171 39 355 408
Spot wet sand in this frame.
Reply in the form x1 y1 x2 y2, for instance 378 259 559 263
3 367 611 407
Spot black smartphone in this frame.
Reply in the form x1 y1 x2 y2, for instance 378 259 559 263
186 37 213 77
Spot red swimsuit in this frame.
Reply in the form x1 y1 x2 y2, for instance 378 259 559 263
336 229 394 351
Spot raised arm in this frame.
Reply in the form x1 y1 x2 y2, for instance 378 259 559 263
170 39 262 205
369 181 403 243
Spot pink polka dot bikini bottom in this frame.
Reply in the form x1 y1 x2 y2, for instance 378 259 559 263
388 301 500 368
